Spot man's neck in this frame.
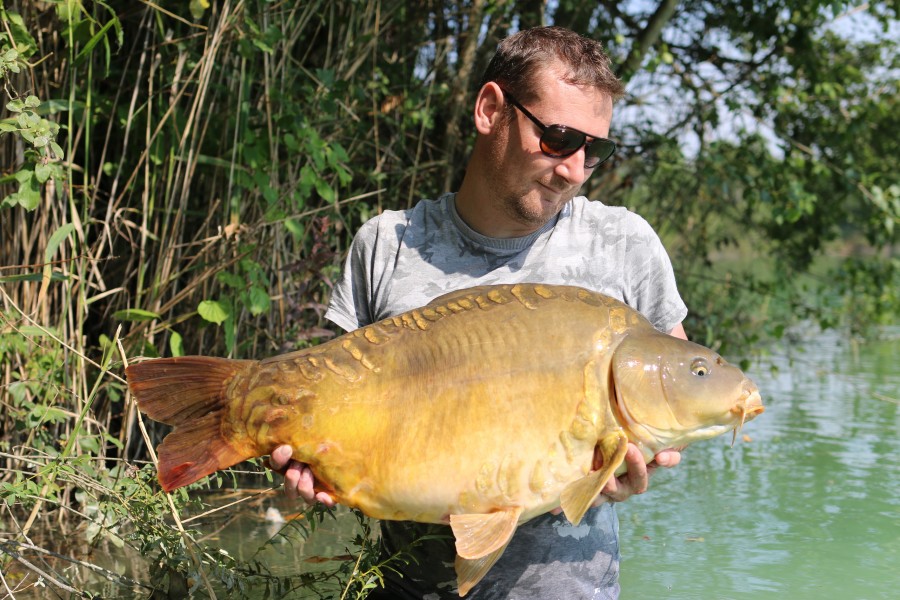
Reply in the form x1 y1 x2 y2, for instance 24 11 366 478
454 177 543 239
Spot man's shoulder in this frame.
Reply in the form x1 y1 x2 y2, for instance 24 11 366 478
566 196 655 234
356 196 445 233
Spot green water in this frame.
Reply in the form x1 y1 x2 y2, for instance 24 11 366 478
618 327 900 600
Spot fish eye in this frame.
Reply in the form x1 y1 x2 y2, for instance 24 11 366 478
691 358 710 377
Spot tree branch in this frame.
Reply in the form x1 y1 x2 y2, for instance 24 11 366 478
616 0 679 82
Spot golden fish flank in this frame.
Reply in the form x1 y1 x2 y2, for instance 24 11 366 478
126 283 764 597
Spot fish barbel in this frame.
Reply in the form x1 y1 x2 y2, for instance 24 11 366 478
126 283 763 596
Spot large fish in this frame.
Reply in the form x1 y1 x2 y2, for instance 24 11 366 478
126 283 763 596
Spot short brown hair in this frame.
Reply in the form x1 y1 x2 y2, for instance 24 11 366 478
480 26 625 103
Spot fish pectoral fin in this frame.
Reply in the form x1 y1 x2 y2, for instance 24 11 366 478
449 506 522 560
454 538 512 597
560 431 628 526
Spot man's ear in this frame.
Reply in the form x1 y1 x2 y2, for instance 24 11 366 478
473 82 505 135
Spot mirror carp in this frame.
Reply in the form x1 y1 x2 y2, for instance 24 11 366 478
126 283 764 596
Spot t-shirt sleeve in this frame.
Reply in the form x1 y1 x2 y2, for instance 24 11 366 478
324 219 380 332
622 214 688 333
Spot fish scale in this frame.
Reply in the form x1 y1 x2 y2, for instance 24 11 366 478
126 282 763 597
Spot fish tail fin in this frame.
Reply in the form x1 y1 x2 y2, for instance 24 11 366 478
126 356 256 492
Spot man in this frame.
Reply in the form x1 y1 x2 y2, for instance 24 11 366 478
271 26 687 599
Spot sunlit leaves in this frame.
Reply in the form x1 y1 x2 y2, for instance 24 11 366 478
198 299 231 325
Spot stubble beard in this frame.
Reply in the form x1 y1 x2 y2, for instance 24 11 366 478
500 179 578 233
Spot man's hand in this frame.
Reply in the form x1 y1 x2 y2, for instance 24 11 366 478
600 444 681 503
551 443 681 515
268 444 336 507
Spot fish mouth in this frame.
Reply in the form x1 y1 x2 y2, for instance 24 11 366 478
730 386 764 446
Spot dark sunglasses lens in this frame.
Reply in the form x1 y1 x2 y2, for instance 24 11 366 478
539 126 585 157
584 140 616 168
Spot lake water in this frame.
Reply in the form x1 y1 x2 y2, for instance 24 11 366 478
618 326 900 600
5 327 898 598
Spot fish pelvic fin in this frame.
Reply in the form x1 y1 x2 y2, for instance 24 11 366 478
454 536 513 597
126 356 255 492
560 430 628 525
450 506 523 560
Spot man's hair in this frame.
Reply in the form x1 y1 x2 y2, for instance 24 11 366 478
479 26 625 104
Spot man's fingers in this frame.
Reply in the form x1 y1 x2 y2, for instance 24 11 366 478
653 448 682 468
296 465 316 504
283 462 301 500
602 445 648 502
315 491 336 508
268 445 293 473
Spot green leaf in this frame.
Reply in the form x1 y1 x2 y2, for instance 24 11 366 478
0 271 67 283
169 331 184 357
19 325 57 337
44 222 76 272
284 218 303 239
190 0 211 20
224 315 236 355
2 10 38 58
73 16 120 64
112 308 160 322
198 299 230 325
216 271 245 289
315 178 335 203
247 286 270 316
34 161 52 183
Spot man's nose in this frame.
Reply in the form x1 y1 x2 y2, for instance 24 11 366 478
553 148 590 186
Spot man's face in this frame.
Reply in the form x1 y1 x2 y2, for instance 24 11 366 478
486 66 614 234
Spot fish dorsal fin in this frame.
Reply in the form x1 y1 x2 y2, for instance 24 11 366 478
560 431 628 525
454 538 513 597
426 285 501 309
449 506 523 560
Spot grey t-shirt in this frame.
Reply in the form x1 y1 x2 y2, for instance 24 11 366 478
324 193 687 599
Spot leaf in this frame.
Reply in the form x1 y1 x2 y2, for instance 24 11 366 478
190 0 211 20
19 325 57 337
169 331 184 357
0 271 67 283
284 218 303 239
247 285 270 316
198 299 230 325
34 161 53 183
112 308 160 322
38 222 76 303
225 315 236 355
2 10 38 58
73 17 119 64
315 178 335 203
216 271 245 289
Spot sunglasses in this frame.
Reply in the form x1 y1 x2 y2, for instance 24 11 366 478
501 89 617 169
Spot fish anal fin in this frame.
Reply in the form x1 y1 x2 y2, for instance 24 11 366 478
455 538 512 597
450 506 523 560
560 431 628 525
156 412 251 492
